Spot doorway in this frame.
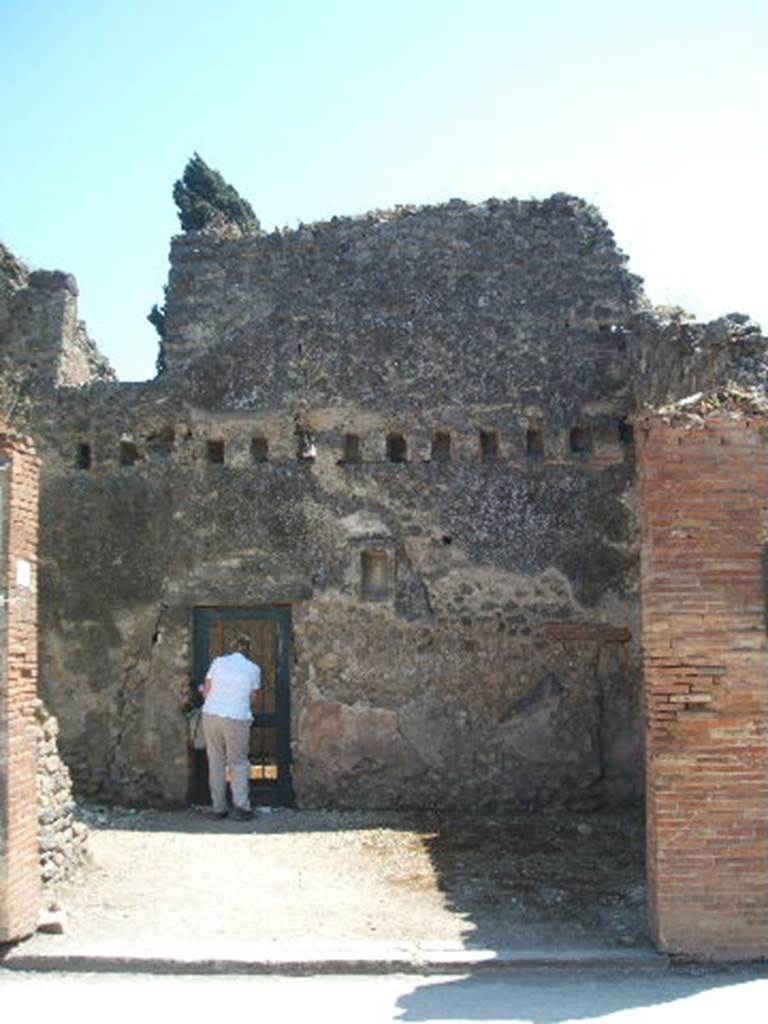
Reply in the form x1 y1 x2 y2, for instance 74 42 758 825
192 605 293 806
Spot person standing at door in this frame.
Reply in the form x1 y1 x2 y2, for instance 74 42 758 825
201 636 261 821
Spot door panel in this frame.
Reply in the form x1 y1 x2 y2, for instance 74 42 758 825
208 616 278 717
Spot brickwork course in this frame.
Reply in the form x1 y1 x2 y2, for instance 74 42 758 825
639 409 768 959
0 428 41 942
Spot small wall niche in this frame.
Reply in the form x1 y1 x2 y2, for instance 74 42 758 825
342 433 362 463
361 549 392 601
251 436 269 463
206 439 225 465
569 426 593 455
479 429 499 460
75 442 92 470
119 440 139 467
526 428 544 459
386 433 407 463
431 430 452 462
618 418 634 445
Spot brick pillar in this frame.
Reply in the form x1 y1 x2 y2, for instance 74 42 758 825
639 414 768 960
0 429 41 943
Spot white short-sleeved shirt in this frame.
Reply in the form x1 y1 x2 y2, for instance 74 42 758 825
202 653 261 721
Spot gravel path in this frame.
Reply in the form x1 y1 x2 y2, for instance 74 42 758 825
29 805 647 954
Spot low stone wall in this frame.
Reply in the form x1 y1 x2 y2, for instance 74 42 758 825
33 701 88 883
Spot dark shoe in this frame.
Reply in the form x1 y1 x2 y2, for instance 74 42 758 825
210 809 228 819
232 807 254 821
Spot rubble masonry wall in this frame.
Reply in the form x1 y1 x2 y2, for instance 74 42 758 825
28 196 648 808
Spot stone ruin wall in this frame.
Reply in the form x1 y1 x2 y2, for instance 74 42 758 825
17 197 643 810
3 195 764 813
29 389 642 810
630 309 768 411
0 243 113 394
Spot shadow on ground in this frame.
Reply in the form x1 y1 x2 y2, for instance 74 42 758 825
395 965 768 1023
420 806 647 949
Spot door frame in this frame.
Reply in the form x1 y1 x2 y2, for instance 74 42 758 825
192 604 294 806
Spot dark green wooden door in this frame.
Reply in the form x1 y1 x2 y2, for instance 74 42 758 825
193 606 293 806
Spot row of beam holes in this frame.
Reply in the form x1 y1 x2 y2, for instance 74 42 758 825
375 421 633 464
78 440 152 469
74 421 634 469
74 437 269 469
380 429 511 463
203 437 271 464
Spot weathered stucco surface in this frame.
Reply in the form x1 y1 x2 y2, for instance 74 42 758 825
2 195 763 810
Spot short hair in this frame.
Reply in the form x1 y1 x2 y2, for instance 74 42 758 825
234 635 252 657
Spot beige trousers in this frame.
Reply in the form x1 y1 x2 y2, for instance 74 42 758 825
202 713 251 812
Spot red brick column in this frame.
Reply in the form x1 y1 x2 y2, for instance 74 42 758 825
639 414 768 959
0 429 41 943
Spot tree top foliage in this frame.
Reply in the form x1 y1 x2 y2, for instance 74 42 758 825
173 153 261 235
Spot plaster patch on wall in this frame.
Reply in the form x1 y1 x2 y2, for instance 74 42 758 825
339 512 392 540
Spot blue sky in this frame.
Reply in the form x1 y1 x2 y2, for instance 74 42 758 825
1 0 766 381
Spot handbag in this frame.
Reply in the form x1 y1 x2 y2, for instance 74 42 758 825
187 707 206 750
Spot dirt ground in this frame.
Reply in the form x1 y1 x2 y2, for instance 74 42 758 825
35 804 648 953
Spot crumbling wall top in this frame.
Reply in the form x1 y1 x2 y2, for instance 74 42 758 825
0 243 114 409
162 193 646 412
637 382 768 429
630 312 768 414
